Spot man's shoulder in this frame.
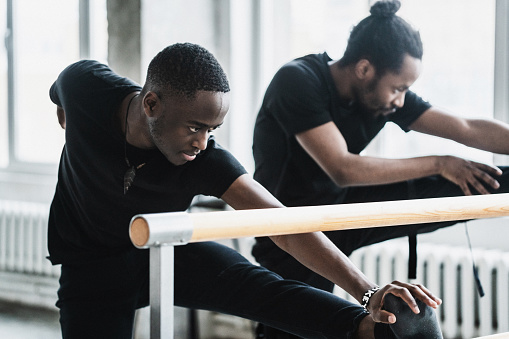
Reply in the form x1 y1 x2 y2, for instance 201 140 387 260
389 91 432 130
59 59 109 78
54 60 110 91
282 52 329 74
273 52 330 90
56 59 139 97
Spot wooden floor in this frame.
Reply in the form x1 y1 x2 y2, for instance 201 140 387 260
3 299 506 339
0 301 60 339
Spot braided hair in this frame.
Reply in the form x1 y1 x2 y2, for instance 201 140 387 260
338 0 423 76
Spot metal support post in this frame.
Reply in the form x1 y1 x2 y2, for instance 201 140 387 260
150 245 174 339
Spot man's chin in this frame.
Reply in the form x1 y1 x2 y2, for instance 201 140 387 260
360 108 383 120
372 108 396 118
164 154 189 166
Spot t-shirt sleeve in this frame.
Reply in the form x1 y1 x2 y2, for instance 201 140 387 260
389 91 432 132
188 138 247 198
49 82 62 107
49 60 140 112
49 60 96 109
264 62 332 136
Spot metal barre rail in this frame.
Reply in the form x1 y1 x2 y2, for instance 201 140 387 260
129 193 509 339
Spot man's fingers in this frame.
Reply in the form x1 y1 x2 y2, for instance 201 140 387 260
383 282 440 311
370 282 443 326
373 309 397 324
473 162 503 176
460 182 472 196
475 170 500 190
469 179 491 194
455 161 501 195
381 289 420 314
404 283 441 307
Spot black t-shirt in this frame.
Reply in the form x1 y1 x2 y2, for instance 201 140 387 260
253 52 431 207
48 60 246 265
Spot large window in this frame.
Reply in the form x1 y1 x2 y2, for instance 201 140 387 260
0 0 107 169
0 0 505 187
0 0 6 167
378 0 496 164
257 0 498 167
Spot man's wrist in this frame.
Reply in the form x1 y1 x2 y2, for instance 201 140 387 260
434 155 445 174
361 286 380 312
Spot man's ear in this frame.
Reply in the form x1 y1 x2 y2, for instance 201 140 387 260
355 59 375 80
143 91 159 117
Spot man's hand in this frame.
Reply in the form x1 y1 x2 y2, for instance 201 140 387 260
57 106 66 129
367 281 441 324
438 155 502 195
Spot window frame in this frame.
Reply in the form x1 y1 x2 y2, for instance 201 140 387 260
1 0 509 204
2 0 91 175
0 0 97 203
494 0 509 165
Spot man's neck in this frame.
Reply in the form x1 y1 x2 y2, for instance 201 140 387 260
328 60 356 104
118 92 154 149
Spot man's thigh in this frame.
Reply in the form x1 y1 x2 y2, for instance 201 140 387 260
57 249 149 339
174 242 368 338
344 166 509 204
335 168 509 254
333 175 468 255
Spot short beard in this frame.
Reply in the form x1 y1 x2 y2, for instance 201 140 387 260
355 77 380 119
148 116 171 160
365 76 379 94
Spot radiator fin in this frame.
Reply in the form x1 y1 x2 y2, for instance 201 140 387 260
335 241 509 339
0 200 58 277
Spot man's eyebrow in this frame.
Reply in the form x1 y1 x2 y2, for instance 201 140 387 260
188 120 223 129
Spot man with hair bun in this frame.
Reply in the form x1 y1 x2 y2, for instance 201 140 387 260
49 42 442 339
253 0 509 337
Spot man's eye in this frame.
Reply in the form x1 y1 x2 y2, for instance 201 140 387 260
189 127 200 133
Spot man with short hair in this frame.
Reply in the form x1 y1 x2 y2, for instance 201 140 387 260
252 1 509 337
49 42 442 339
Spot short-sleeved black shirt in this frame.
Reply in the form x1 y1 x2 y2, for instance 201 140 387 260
48 60 246 265
253 52 431 207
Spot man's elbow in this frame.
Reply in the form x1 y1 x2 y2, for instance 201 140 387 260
57 106 66 129
330 171 355 188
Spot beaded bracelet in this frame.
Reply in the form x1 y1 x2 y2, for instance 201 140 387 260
361 286 380 312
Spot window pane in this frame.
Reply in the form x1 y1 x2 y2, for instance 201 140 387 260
263 0 496 165
90 0 108 64
263 0 368 84
287 0 368 60
14 0 79 163
0 0 7 167
373 0 496 164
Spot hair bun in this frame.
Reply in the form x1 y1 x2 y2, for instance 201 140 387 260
370 0 401 18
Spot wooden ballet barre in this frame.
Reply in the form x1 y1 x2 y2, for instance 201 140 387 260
129 193 509 339
474 333 509 339
130 193 509 248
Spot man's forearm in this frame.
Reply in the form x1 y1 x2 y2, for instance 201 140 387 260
459 119 509 154
270 232 375 303
329 154 441 187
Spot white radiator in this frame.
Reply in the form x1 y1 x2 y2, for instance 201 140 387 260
335 241 509 339
0 200 59 309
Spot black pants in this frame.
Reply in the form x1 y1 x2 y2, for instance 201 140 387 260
56 242 371 339
252 169 509 337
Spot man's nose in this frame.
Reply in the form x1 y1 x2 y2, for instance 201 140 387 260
193 131 208 151
393 92 405 108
